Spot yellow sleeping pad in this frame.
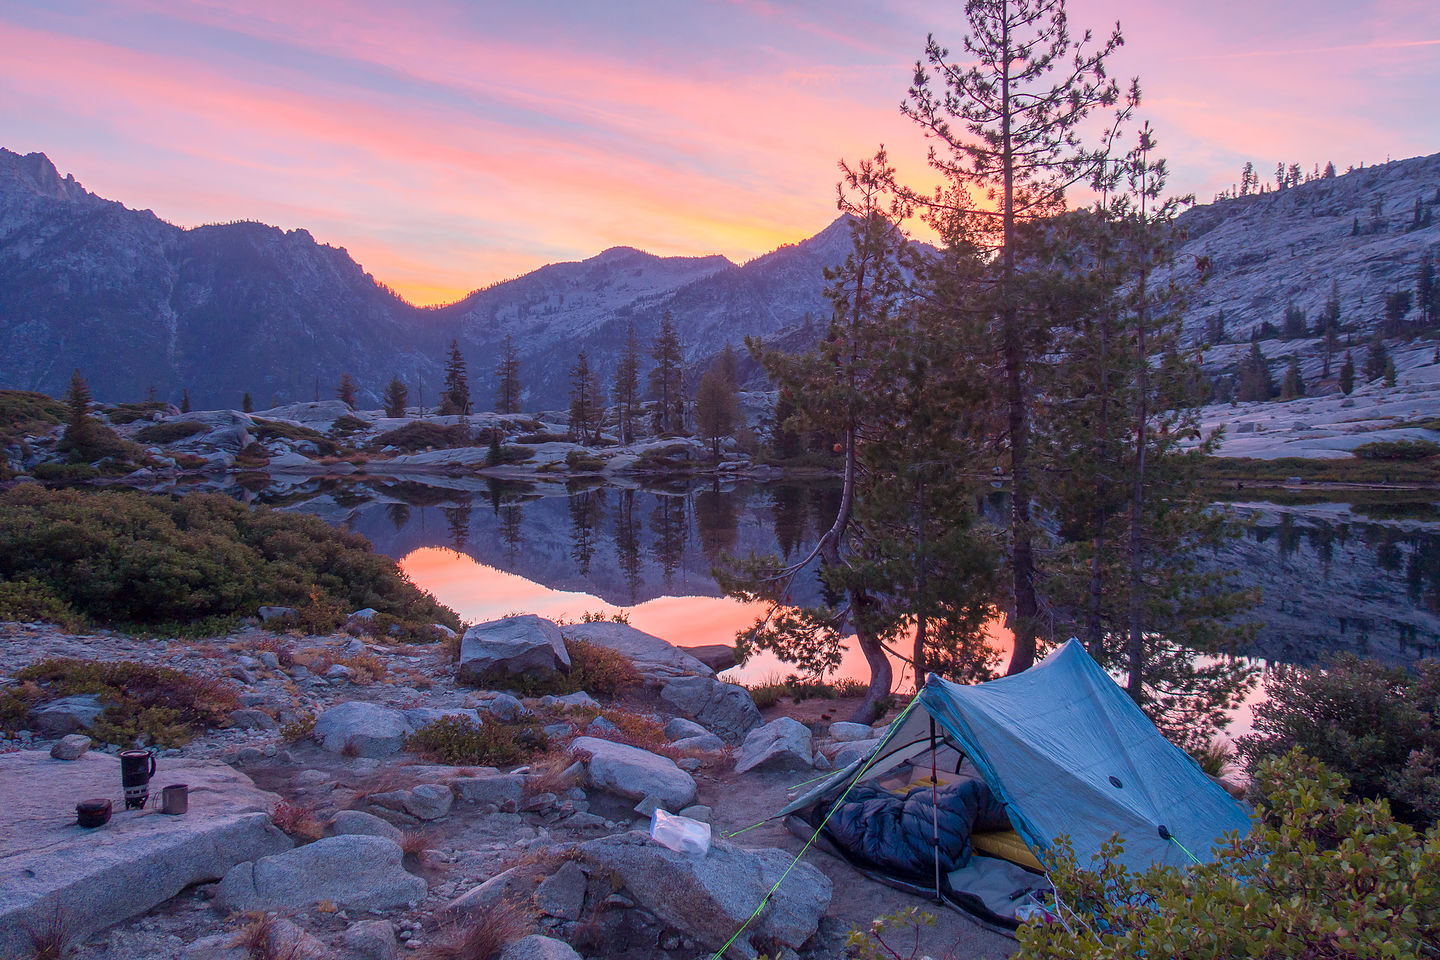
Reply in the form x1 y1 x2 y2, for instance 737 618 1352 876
971 829 1044 872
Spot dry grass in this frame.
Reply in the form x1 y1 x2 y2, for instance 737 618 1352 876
521 749 580 797
415 900 533 960
350 766 428 800
269 800 324 841
233 913 321 960
26 906 69 960
289 647 388 684
399 828 432 858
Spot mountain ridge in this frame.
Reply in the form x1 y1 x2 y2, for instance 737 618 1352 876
2 146 1437 410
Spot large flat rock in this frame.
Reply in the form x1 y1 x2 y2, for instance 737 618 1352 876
561 621 713 681
458 614 572 685
0 750 290 957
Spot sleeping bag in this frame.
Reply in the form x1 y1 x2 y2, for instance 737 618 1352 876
824 778 1011 877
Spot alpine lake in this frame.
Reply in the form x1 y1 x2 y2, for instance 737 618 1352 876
154 472 1440 736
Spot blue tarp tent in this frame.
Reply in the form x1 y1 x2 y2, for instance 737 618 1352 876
781 639 1252 927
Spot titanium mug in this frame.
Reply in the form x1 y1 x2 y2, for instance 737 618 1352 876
119 749 156 810
160 783 189 815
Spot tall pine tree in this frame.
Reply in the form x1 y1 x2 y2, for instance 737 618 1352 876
649 311 685 435
383 375 408 418
494 335 522 414
612 322 642 443
440 340 471 415
898 0 1133 674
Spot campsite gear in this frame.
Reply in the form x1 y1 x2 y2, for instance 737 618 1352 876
650 809 711 857
76 798 112 828
160 784 188 815
778 639 1253 932
825 778 1010 876
119 749 156 810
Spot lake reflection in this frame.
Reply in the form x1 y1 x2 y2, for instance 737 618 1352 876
261 476 1440 679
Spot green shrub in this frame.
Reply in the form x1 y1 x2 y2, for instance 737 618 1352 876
249 417 339 455
59 421 148 464
0 486 461 634
483 639 642 697
1014 751 1440 960
564 451 606 471
135 421 207 444
12 658 238 746
0 577 82 629
329 414 369 437
513 431 570 444
485 445 535 467
106 401 169 425
1352 438 1440 461
0 389 65 444
405 715 548 766
373 422 473 452
1239 654 1440 826
28 462 99 482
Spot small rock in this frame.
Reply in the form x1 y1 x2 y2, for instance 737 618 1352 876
457 615 571 685
569 737 696 809
259 652 281 669
330 809 403 842
236 747 264 766
828 721 873 742
499 935 583 960
678 804 712 822
343 919 398 960
632 795 666 817
404 783 454 821
552 691 599 710
50 734 92 760
585 716 620 737
214 835 426 913
326 664 355 681
450 773 524 806
228 709 279 732
663 717 709 741
258 605 296 622
658 676 761 744
734 717 813 774
475 693 526 723
522 792 557 813
28 695 105 738
670 733 725 753
313 701 411 757
534 860 587 920
833 737 882 769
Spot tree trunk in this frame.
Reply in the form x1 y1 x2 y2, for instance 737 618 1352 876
1126 213 1151 703
999 15 1039 676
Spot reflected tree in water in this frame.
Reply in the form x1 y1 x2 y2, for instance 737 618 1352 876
649 493 688 589
770 485 808 562
443 497 472 555
695 480 738 566
568 486 606 577
385 502 411 534
613 489 643 604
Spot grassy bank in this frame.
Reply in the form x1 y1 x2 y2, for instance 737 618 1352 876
1200 454 1440 486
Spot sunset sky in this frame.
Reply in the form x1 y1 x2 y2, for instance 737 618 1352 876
3 0 1438 305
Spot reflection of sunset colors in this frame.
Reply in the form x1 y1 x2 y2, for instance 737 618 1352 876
3 0 1436 304
400 546 1012 691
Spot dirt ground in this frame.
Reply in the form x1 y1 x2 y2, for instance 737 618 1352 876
698 762 1016 960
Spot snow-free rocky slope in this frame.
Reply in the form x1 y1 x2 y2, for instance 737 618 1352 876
2 147 1437 409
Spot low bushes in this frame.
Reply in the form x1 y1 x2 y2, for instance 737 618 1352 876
4 658 237 746
0 389 65 444
1352 438 1440 461
0 577 82 629
105 401 169 425
1013 751 1440 959
405 715 549 766
134 421 207 444
249 417 339 455
491 639 642 697
0 486 460 634
27 462 99 482
373 422 473 452
1239 654 1440 826
744 674 870 709
564 451 606 472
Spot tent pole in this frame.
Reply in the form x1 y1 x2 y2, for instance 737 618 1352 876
930 717 941 902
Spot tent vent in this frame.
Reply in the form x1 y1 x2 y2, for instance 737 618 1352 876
1108 775 1123 788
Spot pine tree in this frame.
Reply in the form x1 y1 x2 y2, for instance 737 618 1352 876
1364 333 1390 381
1281 302 1306 340
383 375 408 418
1323 161 1336 179
440 340 471 415
1339 351 1355 395
648 311 685 434
62 370 96 454
241 392 253 413
568 351 598 443
1237 342 1274 401
694 362 740 460
1384 357 1397 387
721 153 1000 717
612 322 641 443
335 374 357 409
180 389 191 414
1280 355 1305 399
1417 258 1435 329
494 335 522 414
899 0 1133 675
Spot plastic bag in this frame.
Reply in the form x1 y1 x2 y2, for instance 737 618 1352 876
649 808 711 857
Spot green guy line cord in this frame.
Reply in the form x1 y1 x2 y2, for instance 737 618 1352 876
707 696 924 960
1167 834 1204 866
